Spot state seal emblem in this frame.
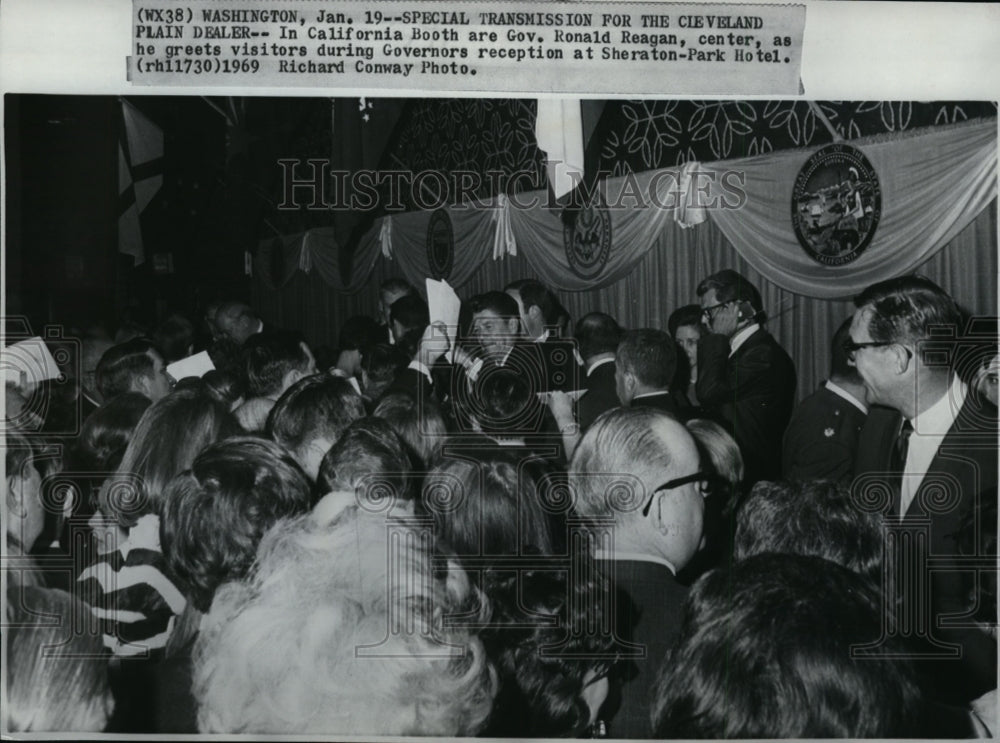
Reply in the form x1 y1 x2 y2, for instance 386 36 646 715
564 203 612 280
426 208 454 280
792 144 881 266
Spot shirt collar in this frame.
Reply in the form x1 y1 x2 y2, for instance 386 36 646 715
587 357 615 376
632 390 670 401
911 375 967 435
594 549 677 575
824 380 868 415
533 329 550 343
729 323 761 356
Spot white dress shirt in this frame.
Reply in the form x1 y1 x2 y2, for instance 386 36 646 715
729 323 761 357
900 375 967 517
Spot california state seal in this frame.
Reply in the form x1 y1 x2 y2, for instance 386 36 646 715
792 144 881 267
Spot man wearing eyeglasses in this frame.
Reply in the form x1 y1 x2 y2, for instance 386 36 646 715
695 269 796 485
569 407 707 738
850 275 997 706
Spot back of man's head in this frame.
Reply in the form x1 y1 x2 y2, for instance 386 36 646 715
574 313 623 362
266 373 365 477
569 407 703 567
617 328 678 391
733 480 883 582
853 274 962 346
154 314 195 364
317 416 411 501
696 270 765 322
389 295 430 335
338 315 386 352
96 338 159 401
242 331 314 398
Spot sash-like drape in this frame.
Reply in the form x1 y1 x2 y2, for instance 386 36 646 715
257 118 995 301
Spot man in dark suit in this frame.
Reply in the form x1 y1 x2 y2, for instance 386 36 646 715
505 279 580 392
615 328 689 418
783 317 868 483
574 312 623 431
695 270 796 485
849 275 997 705
569 407 707 738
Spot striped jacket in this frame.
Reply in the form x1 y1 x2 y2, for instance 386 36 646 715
77 514 187 658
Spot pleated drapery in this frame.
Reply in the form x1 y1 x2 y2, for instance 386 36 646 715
252 118 997 400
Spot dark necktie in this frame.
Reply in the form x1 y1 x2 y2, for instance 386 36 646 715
889 419 914 503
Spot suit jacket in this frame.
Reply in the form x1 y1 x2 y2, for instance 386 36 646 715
782 383 868 483
598 558 689 739
696 328 796 485
578 360 620 431
854 398 998 703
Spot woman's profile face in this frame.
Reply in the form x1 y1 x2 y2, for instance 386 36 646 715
675 324 702 369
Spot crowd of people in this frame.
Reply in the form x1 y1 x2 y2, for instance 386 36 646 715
4 270 998 737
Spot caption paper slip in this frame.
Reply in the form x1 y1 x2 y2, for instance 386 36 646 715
426 278 462 364
166 350 215 381
0 337 61 386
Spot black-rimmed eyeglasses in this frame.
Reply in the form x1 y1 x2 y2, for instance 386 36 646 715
700 301 732 323
641 472 713 517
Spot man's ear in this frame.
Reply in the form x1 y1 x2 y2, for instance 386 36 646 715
891 344 913 374
528 305 544 324
135 375 154 399
506 318 520 335
624 370 637 393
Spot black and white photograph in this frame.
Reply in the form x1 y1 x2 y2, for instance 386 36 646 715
2 2 999 740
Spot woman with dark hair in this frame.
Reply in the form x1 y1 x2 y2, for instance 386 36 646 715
651 554 925 738
149 437 315 733
81 387 240 659
420 450 558 564
480 568 618 738
60 392 152 582
668 304 703 409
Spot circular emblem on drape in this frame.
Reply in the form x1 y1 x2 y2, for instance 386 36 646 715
564 204 612 280
792 143 882 266
426 209 454 280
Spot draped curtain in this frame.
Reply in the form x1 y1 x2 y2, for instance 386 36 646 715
252 117 997 399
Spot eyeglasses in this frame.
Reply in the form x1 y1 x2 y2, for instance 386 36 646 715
642 472 713 517
842 339 894 363
700 300 732 322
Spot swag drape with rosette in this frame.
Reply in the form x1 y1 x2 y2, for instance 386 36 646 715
257 118 995 301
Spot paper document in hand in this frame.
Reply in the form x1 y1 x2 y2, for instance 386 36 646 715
426 278 462 363
166 351 215 382
536 390 587 403
0 337 61 387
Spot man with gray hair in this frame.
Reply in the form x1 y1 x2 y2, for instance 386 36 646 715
569 406 707 738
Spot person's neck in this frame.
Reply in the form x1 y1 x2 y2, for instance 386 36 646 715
910 371 954 420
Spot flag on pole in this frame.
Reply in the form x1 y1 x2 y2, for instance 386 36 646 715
118 100 164 265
